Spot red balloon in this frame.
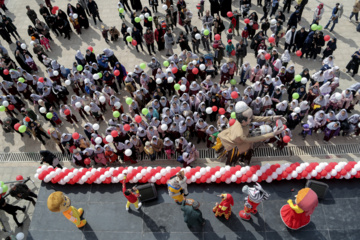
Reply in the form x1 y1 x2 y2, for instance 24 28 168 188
212 106 218 112
123 124 130 131
3 69 9 75
229 118 236 126
265 53 271 60
132 40 137 46
227 11 233 17
172 67 178 74
214 34 221 41
111 130 118 138
14 123 21 131
38 77 44 83
114 70 120 76
16 175 23 181
283 125 287 130
296 50 302 57
324 35 330 41
192 68 199 74
268 37 275 43
244 18 250 24
87 46 93 52
72 132 80 140
25 117 31 122
283 136 291 143
84 158 91 165
51 9 57 14
230 91 238 99
8 105 14 110
64 109 71 115
103 138 109 144
135 115 142 123
218 108 225 115
53 6 59 11
231 50 236 56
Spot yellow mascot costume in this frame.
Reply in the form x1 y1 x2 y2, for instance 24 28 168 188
47 191 87 228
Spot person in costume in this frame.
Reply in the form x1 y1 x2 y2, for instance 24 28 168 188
122 173 142 211
239 183 270 220
213 193 234 220
213 101 285 165
167 173 184 204
280 188 318 230
47 191 87 228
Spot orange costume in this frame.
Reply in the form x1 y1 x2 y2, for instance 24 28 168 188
280 188 318 230
213 194 234 220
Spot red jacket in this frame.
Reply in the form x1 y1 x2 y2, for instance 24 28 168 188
241 30 249 38
144 32 155 44
122 176 140 203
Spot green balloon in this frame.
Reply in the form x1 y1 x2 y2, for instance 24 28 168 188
139 63 146 70
113 111 120 118
230 79 236 85
148 16 153 21
163 61 169 67
0 181 3 186
174 84 180 90
135 17 141 23
1 184 8 193
204 29 210 36
294 75 302 82
292 93 300 100
125 97 133 105
317 25 323 31
18 77 25 83
77 65 83 71
311 24 318 31
142 108 149 115
18 125 26 133
182 65 187 71
46 112 53 119
119 8 124 13
231 112 236 119
126 36 133 42
98 72 103 78
0 106 5 111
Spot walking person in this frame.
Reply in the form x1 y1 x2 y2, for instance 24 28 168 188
324 3 343 32
9 178 38 206
40 150 63 168
2 16 21 40
164 28 174 56
181 199 206 228
87 0 102 25
144 28 156 55
349 0 360 23
26 6 38 26
122 173 142 211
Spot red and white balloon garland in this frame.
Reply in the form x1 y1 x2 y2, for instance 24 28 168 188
34 161 360 185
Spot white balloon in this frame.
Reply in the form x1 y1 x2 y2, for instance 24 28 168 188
200 168 206 175
84 105 91 112
180 85 186 91
190 176 196 182
21 43 27 49
30 41 36 46
85 172 92 178
330 169 337 176
125 149 132 156
95 137 102 144
93 74 100 80
334 165 341 172
99 96 106 103
127 27 132 33
39 107 46 113
224 166 231 171
53 70 59 76
251 175 258 182
114 102 121 109
270 19 277 25
266 176 273 183
354 164 360 171
145 13 150 18
64 176 70 182
195 172 201 178
2 100 9 107
301 78 307 84
81 176 88 182
105 135 113 143
311 170 318 177
41 165 48 170
167 77 174 83
235 171 242 178
16 232 25 240
211 175 217 182
315 166 322 172
276 168 283 175
215 171 221 178
73 13 78 19
334 92 342 101
199 64 206 71
291 172 298 178
155 173 161 179
351 169 357 175
294 107 301 114
161 124 168 131
141 169 147 175
105 171 111 178
271 172 278 179
68 173 75 178
156 78 162 84
231 175 237 182
44 175 51 182
192 60 197 65
100 175 106 181
162 4 168 10
205 107 213 114
65 80 71 86
139 14 144 20
220 168 226 174
93 123 100 130
84 78 90 84
195 33 201 40
75 102 82 108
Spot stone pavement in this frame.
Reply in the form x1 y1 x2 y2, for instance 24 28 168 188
0 0 360 238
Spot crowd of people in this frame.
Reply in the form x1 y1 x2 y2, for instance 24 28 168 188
0 0 359 171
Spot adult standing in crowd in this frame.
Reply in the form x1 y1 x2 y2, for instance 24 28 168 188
88 0 102 25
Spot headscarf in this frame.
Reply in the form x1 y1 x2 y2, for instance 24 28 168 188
307 115 315 128
276 100 288 111
206 125 218 135
90 102 101 112
326 110 337 122
326 121 340 130
281 50 291 62
262 95 272 106
319 82 331 95
335 109 348 121
163 137 174 146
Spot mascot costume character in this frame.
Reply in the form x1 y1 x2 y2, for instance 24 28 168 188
239 183 270 220
47 191 87 228
167 171 187 204
213 101 286 165
280 188 318 230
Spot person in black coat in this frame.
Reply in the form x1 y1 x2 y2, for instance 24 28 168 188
177 31 191 51
219 0 232 18
141 7 152 29
0 197 26 227
310 31 325 61
209 0 220 17
40 150 63 168
85 49 96 64
55 15 71 39
87 0 102 25
131 12 143 35
287 11 300 31
131 0 143 12
44 13 60 37
131 26 145 52
66 3 78 16
76 3 89 29
294 27 307 52
0 22 11 44
9 178 38 206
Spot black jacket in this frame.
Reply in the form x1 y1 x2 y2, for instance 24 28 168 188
235 43 247 58
87 1 99 14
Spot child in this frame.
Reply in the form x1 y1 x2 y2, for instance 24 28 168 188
281 50 291 68
201 24 210 51
101 26 110 43
301 124 311 140
40 35 51 51
122 173 142 211
25 54 38 72
197 0 204 19
261 19 270 36
241 27 249 46
49 107 63 126
117 2 125 20
144 141 156 161
225 40 235 57
226 28 233 41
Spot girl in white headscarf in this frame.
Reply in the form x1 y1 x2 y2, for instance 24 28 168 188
250 97 263 116
94 145 107 166
195 118 208 143
275 100 288 116
299 100 310 119
335 109 348 123
90 102 104 121
314 110 326 132
323 121 340 143
261 95 272 111
164 137 174 160
175 137 188 155
281 50 291 67
217 115 229 129
252 81 262 98
239 61 251 86
206 125 218 148
319 82 331 96
322 56 334 68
